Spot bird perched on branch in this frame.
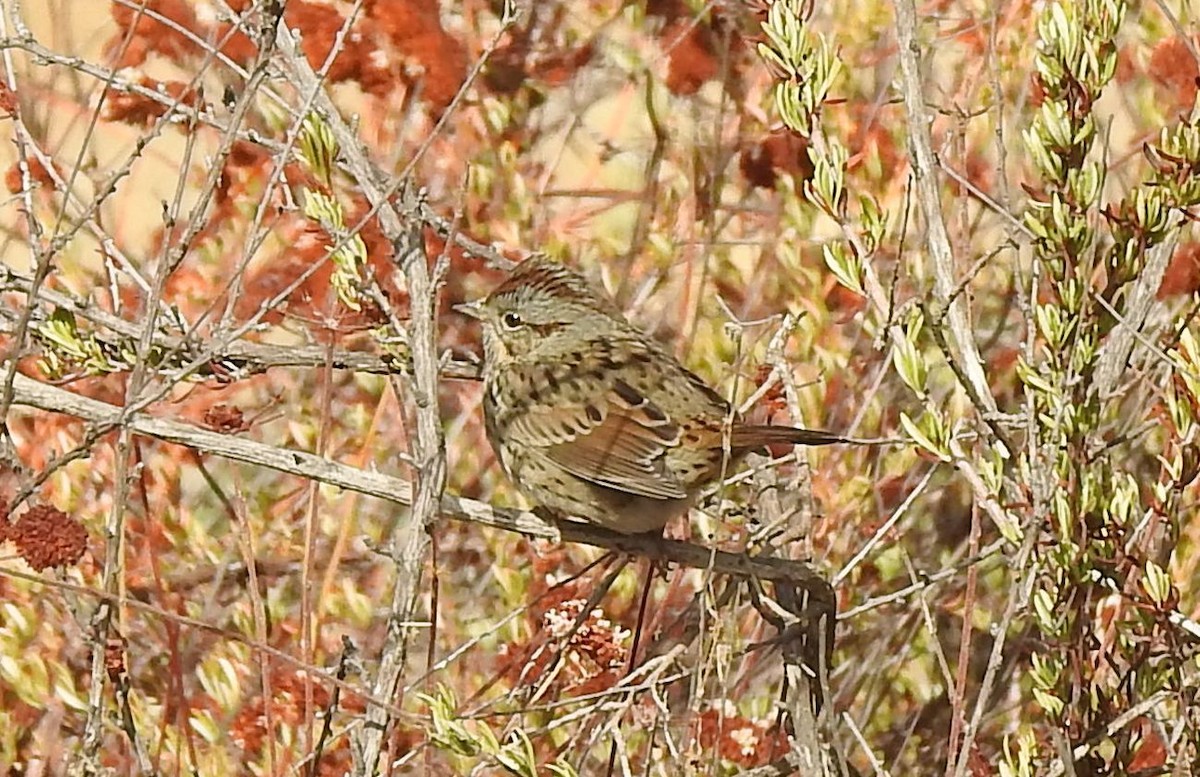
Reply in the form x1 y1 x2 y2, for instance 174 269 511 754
457 257 854 534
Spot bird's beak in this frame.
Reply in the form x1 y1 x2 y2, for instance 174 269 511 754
454 300 485 319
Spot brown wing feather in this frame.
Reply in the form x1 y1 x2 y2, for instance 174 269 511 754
729 425 849 448
547 411 687 499
505 387 687 501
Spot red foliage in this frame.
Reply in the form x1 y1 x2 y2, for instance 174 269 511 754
1115 44 1138 87
206 140 300 255
103 78 199 126
752 363 788 419
522 597 628 697
740 132 813 189
367 0 467 111
1158 241 1200 299
874 473 912 515
1029 72 1046 108
987 345 1021 403
662 20 719 96
1148 36 1200 111
824 279 868 320
6 504 89 571
690 703 791 768
233 214 343 324
539 42 595 87
233 208 491 332
852 122 902 178
1126 719 1168 770
947 147 994 198
4 155 62 194
229 668 373 772
493 556 640 699
488 36 594 94
104 637 127 680
203 404 249 434
949 16 988 56
0 81 17 116
107 0 468 114
108 0 199 67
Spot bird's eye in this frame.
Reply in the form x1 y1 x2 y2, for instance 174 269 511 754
501 311 523 330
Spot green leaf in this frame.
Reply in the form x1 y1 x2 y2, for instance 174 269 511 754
899 411 950 462
1142 560 1171 606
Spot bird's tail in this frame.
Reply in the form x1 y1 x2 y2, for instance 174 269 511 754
731 425 889 448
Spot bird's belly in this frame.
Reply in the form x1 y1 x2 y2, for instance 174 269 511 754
505 449 689 534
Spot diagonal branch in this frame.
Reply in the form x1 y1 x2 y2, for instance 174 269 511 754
891 0 999 421
0 266 481 381
6 368 835 598
1090 233 1178 400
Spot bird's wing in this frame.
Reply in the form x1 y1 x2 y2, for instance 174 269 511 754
505 376 688 500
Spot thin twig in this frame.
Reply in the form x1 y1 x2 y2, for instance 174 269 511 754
891 0 998 420
6 369 840 591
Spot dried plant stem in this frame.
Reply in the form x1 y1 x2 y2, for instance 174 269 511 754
891 0 997 421
7 369 837 595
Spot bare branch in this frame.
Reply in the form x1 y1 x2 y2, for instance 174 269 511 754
891 0 998 421
7 367 836 592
